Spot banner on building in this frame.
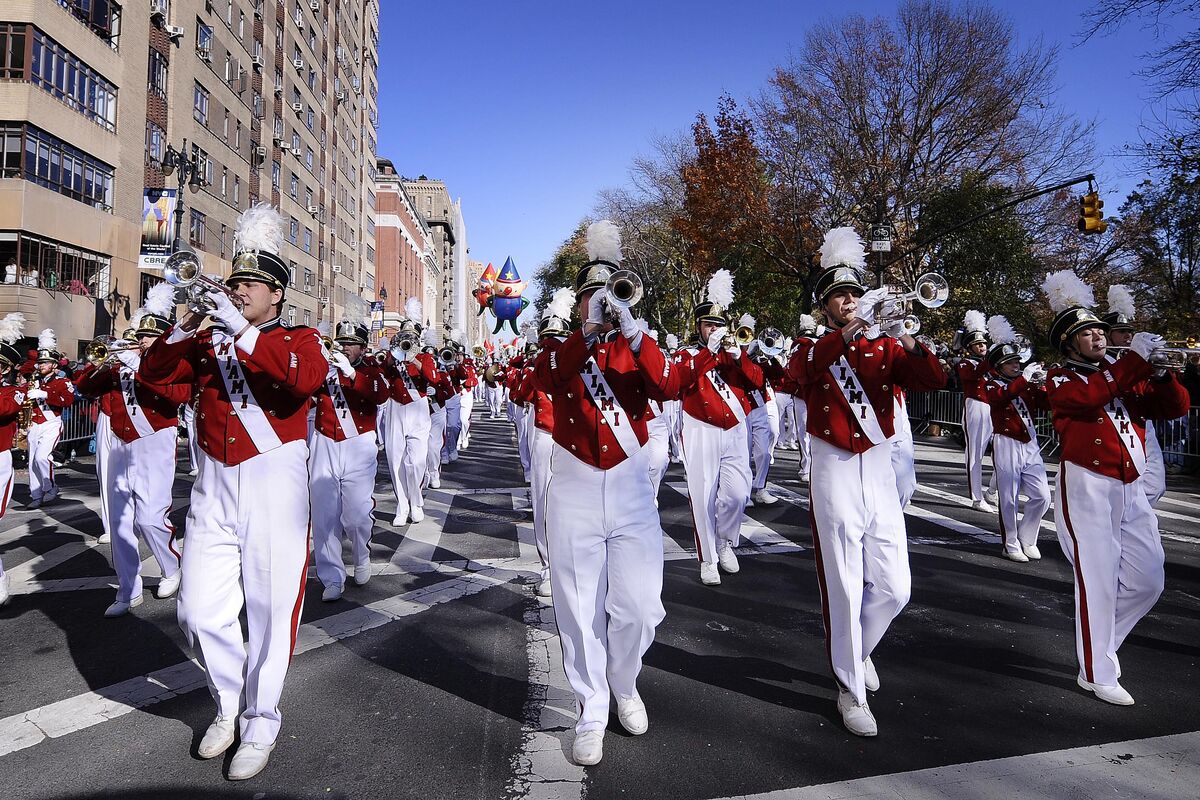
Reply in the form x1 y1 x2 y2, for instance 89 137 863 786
138 188 177 270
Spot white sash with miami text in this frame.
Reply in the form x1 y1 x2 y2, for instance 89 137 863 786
117 365 157 439
832 356 885 445
324 367 361 439
580 356 643 458
1104 396 1147 476
705 366 747 424
212 331 283 453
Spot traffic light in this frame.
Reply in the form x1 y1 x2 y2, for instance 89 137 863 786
1079 192 1107 234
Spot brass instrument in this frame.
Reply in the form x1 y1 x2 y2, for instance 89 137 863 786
436 345 460 368
472 345 486 360
1109 344 1199 371
757 327 786 358
873 272 950 337
85 335 142 366
722 324 755 349
321 335 344 354
483 364 503 385
603 270 643 312
389 331 419 354
163 246 245 314
15 377 39 451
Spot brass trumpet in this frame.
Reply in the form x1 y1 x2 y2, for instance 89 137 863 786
472 345 486 360
321 335 344 354
722 324 755 349
1109 345 1198 371
163 246 245 314
389 331 419 354
437 345 460 368
604 270 643 311
85 335 142 366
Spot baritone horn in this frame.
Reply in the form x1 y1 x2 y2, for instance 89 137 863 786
163 246 245 313
85 335 142 366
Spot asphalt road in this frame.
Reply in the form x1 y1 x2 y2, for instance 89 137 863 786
1 412 1198 799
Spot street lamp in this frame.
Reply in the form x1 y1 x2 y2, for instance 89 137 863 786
161 138 205 245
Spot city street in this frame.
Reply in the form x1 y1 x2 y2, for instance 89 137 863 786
2 412 1199 799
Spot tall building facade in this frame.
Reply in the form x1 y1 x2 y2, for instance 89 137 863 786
373 157 435 343
0 0 380 356
400 176 467 340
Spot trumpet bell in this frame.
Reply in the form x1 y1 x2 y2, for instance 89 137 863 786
758 327 786 357
604 270 643 310
912 272 949 309
163 249 202 286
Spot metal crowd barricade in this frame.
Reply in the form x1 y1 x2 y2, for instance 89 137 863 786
59 395 99 447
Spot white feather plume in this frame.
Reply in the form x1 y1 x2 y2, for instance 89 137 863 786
233 203 285 255
342 296 372 328
665 333 679 350
798 313 817 332
1107 284 1136 317
140 281 176 319
405 297 423 322
128 312 144 334
38 328 56 351
545 287 574 322
1041 270 1095 314
585 220 622 264
963 309 987 333
422 326 439 347
819 227 867 271
0 312 25 344
317 319 331 336
738 313 756 330
706 268 735 308
986 314 1017 346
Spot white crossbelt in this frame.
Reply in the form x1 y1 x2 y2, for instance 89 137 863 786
1105 396 1147 476
705 366 746 424
580 356 643 458
212 331 283 453
118 365 157 439
324 366 361 439
832 356 885 445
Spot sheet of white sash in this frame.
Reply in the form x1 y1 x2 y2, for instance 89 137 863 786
212 331 283 453
704 362 747 424
396 362 422 402
1105 396 1147 475
832 356 885 445
118 366 157 439
325 366 361 439
579 356 643 458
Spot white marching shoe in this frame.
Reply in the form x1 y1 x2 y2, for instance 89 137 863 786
104 594 144 618
1022 544 1042 560
1078 676 1135 706
97 532 111 544
392 510 409 527
837 690 878 737
984 488 999 506
534 576 552 598
699 562 721 586
321 584 343 602
717 542 740 574
1003 549 1030 563
429 476 441 489
971 499 995 513
227 741 276 780
571 730 604 766
353 564 372 585
197 715 236 759
155 571 182 599
409 507 425 524
617 696 648 735
863 657 880 692
0 572 10 608
752 489 779 506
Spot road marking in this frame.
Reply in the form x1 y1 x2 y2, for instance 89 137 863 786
1159 494 1200 512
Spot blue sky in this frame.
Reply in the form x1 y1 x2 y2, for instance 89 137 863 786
376 0 1169 308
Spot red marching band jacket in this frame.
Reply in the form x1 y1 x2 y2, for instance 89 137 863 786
140 319 327 466
788 331 946 454
956 357 991 403
74 362 189 442
1046 354 1190 483
313 359 389 440
381 352 438 405
984 375 1049 444
0 385 22 451
511 360 554 433
673 345 765 430
451 360 478 393
533 329 678 469
752 355 786 407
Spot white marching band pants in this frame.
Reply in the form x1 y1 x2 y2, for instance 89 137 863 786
384 398 431 519
177 440 311 746
457 389 474 450
27 417 62 501
486 385 504 419
890 394 916 508
513 404 532 477
1142 420 1166 507
809 437 911 705
545 443 665 733
427 404 447 484
665 399 683 462
793 396 811 477
682 414 751 565
95 415 180 603
992 434 1050 556
1055 462 1164 688
442 393 462 462
776 391 797 448
646 412 670 493
747 401 779 492
309 431 378 588
962 397 996 502
529 426 554 582
0 450 13 581
182 403 201 472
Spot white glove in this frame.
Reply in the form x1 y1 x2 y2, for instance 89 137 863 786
115 349 140 369
706 326 728 354
726 344 742 359
330 351 355 379
391 346 410 362
206 289 247 332
1021 362 1044 383
613 303 640 341
1130 331 1164 361
881 317 908 339
586 289 608 326
854 288 889 325
425 385 437 396
26 388 47 400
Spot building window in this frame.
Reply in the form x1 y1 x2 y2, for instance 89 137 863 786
196 22 213 58
147 47 167 97
366 244 374 264
235 119 241 149
191 144 213 185
12 26 120 131
144 120 165 167
305 147 313 170
55 0 122 50
189 209 207 247
193 81 209 125
0 24 27 79
289 216 299 244
220 166 228 198
222 110 230 141
289 172 298 199
0 230 111 296
271 159 281 188
303 309 311 326
303 228 311 253
233 176 240 207
303 268 313 289
4 122 114 210
306 109 314 131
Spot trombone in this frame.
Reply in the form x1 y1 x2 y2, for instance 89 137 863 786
85 335 142 366
163 246 245 314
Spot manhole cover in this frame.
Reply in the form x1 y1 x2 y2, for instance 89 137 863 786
448 507 525 525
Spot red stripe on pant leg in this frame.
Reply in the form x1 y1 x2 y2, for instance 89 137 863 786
1059 464 1095 682
0 474 13 517
680 425 706 562
289 523 312 660
807 496 836 680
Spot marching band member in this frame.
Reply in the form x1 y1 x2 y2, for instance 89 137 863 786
181 392 201 476
1041 270 1189 706
789 316 820 481
642 323 672 496
957 311 998 512
775 336 799 453
75 284 188 617
485 355 505 419
1102 285 1167 507
423 328 451 490
788 227 946 737
381 299 436 526
441 329 468 462
745 318 784 506
662 333 684 464
674 269 763 586
311 316 389 602
982 315 1050 563
24 329 75 509
140 203 325 780
507 338 534 481
890 384 917 508
455 344 478 453
533 221 678 766
0 313 29 608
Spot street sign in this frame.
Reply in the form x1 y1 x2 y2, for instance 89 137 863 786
870 225 892 252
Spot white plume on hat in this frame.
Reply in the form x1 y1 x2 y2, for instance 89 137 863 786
449 327 464 345
738 313 756 331
0 312 25 344
986 314 1017 346
343 296 372 328
585 220 622 264
706 268 735 308
544 287 574 321
1041 270 1095 314
963 310 987 334
1107 284 1136 317
798 313 817 331
665 333 679 350
317 319 331 336
128 311 144 335
38 328 56 351
422 326 439 347
233 203 285 256
140 281 176 320
404 297 423 322
819 227 867 271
